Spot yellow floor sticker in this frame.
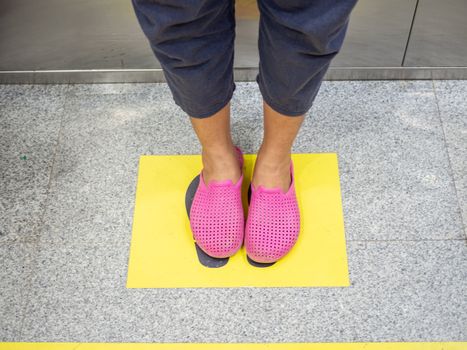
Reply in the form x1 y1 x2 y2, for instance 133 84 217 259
127 153 349 288
1 343 466 350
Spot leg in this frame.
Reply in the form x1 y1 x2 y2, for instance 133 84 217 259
245 0 357 263
131 0 240 184
132 0 244 259
189 102 241 184
253 0 357 191
252 101 304 192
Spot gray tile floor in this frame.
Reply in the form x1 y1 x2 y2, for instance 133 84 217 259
0 81 466 342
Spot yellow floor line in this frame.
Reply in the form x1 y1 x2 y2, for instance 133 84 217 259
0 342 466 350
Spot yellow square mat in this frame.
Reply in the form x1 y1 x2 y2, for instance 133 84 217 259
127 153 349 288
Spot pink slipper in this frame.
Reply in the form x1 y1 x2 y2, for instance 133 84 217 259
245 159 300 264
189 146 245 258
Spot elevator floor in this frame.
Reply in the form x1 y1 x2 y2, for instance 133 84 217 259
0 81 466 344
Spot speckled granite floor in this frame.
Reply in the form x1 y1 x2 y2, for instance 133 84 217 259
0 81 466 342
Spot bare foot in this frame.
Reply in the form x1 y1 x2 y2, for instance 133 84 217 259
201 145 242 185
251 146 291 193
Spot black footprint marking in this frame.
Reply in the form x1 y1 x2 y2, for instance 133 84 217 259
185 174 229 268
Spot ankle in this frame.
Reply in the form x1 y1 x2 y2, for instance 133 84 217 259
256 148 291 171
201 144 241 184
202 144 238 166
252 148 291 192
202 143 235 158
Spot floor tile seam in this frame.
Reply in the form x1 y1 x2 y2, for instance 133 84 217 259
64 83 171 98
1 85 69 244
348 238 467 243
17 237 467 248
431 80 467 240
34 85 72 245
16 86 72 338
0 238 42 245
14 240 41 340
3 85 73 245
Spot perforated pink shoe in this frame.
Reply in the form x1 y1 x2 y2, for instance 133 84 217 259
188 146 245 259
245 159 300 264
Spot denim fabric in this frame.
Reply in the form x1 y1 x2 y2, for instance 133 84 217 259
131 0 357 118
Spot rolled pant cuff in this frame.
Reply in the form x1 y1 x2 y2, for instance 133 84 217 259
256 75 313 117
178 83 236 119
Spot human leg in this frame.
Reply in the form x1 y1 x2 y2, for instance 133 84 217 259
252 0 357 192
246 0 358 264
132 0 244 258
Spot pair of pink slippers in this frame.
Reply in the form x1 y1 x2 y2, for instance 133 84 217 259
189 146 300 264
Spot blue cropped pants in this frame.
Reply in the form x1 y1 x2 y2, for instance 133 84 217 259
131 0 357 118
